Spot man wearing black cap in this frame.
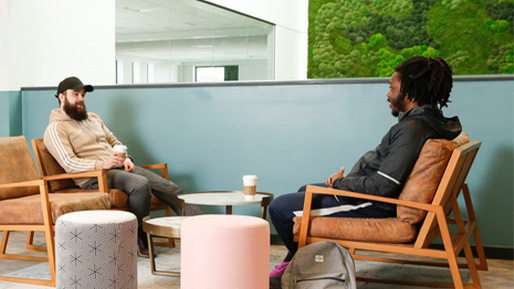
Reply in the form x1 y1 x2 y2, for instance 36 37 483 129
43 76 201 257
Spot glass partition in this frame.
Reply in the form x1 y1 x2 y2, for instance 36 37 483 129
116 0 275 84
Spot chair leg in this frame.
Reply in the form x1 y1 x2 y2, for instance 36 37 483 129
461 184 488 271
463 242 482 288
1 230 9 254
43 225 56 286
26 231 34 248
447 249 465 288
472 226 488 271
25 231 46 252
437 209 465 289
0 229 55 286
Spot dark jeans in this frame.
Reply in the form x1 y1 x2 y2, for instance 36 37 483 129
82 166 184 230
268 183 395 261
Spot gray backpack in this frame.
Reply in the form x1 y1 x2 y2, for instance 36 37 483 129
281 241 357 289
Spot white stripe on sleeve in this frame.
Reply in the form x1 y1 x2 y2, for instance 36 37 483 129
377 171 402 186
49 122 95 172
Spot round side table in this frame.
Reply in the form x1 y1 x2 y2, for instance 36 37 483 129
143 216 189 276
179 191 274 218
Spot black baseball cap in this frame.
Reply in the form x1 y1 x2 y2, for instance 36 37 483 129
56 77 94 97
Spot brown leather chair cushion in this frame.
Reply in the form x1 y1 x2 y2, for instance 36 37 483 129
0 192 110 224
55 188 162 208
109 189 129 207
397 137 465 224
0 137 41 200
56 187 129 208
293 216 417 243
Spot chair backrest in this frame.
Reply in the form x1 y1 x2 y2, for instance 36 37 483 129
396 139 457 224
0 136 41 200
32 138 77 192
415 140 481 248
396 133 470 225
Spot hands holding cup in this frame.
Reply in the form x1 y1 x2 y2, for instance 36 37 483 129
103 145 134 172
113 144 127 159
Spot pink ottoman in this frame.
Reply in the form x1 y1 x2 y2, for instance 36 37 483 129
181 215 270 289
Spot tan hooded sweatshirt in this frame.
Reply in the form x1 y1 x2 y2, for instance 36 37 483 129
43 109 123 187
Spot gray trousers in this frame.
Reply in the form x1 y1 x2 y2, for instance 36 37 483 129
82 166 195 229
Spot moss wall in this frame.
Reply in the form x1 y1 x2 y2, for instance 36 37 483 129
308 0 514 78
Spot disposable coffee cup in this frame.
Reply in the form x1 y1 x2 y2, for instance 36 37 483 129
242 175 257 200
113 144 127 159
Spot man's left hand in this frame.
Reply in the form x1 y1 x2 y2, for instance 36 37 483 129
124 158 135 172
325 167 346 188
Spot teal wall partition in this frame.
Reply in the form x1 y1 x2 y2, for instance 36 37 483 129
0 91 8 137
0 90 22 137
20 77 514 247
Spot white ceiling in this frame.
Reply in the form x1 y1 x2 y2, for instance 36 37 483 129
115 0 274 62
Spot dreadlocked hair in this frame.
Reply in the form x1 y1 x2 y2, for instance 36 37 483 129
395 56 454 109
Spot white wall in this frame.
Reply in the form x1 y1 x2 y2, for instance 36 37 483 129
0 0 307 90
0 0 115 91
204 0 308 80
275 26 308 80
0 1 9 90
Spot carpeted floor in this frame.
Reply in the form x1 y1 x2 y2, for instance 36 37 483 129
0 231 512 288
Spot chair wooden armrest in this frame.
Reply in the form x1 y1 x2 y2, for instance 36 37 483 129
40 169 109 192
40 169 105 181
141 163 167 169
141 163 169 179
0 179 45 190
304 185 436 212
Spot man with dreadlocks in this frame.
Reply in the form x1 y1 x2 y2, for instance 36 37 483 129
268 56 462 277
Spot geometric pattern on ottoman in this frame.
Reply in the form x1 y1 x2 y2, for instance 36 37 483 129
55 210 137 289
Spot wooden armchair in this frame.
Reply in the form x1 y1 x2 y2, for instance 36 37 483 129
0 136 110 286
31 138 176 247
294 138 487 289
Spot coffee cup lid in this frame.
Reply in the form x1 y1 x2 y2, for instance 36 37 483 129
114 144 127 153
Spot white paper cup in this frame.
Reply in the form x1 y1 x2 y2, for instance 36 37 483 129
114 144 127 159
242 175 257 200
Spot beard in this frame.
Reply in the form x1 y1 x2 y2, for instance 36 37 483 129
63 97 88 121
389 93 406 117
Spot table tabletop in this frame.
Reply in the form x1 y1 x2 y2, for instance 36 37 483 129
143 216 189 238
178 191 272 206
145 216 189 228
178 191 273 219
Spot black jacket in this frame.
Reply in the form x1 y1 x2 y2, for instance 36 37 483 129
332 105 462 211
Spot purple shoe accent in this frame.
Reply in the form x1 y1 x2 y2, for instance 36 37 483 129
269 261 290 276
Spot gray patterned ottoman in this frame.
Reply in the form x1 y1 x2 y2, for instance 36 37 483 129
55 210 138 289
